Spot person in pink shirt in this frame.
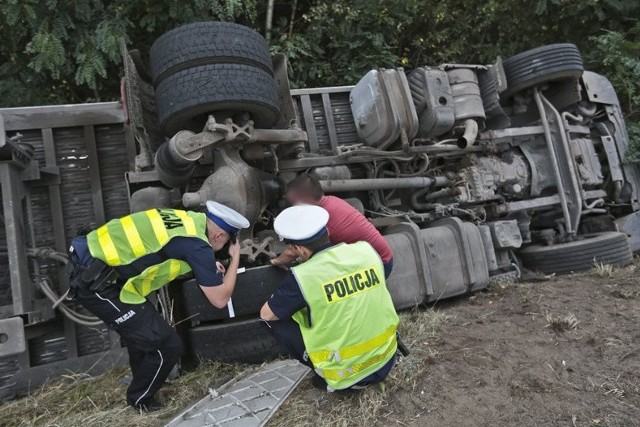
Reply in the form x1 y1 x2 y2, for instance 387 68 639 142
271 174 394 277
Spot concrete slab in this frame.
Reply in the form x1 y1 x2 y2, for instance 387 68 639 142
165 359 308 427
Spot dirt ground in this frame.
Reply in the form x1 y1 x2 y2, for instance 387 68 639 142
270 263 640 427
2 262 638 426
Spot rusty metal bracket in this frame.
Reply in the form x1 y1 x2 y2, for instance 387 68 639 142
154 116 307 188
177 116 308 159
240 237 279 263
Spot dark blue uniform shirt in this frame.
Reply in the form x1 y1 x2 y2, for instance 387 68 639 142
71 235 222 287
267 244 333 320
267 273 307 320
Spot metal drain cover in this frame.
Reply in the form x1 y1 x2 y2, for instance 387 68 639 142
165 359 308 427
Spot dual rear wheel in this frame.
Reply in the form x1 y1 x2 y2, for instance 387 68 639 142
150 21 281 136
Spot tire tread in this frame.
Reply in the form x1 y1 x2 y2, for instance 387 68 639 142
503 43 584 97
155 63 281 135
520 232 632 275
187 319 282 364
150 21 272 85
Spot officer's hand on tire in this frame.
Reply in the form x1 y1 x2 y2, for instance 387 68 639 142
269 258 289 271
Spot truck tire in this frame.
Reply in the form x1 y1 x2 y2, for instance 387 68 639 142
520 232 632 275
503 43 583 97
187 319 282 364
155 63 281 136
150 21 273 85
181 266 287 325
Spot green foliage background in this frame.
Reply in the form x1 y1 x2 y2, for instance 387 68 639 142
1 0 639 155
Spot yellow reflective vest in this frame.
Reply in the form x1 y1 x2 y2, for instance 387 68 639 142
291 242 399 390
86 209 209 304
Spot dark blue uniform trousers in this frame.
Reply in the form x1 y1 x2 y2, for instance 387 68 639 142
76 284 182 407
266 318 396 388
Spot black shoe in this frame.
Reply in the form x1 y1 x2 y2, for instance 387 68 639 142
131 398 163 412
311 375 327 391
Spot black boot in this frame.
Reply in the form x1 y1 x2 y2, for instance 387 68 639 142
311 374 327 391
131 397 164 412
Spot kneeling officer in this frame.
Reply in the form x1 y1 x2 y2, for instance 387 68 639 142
68 201 249 410
260 205 399 391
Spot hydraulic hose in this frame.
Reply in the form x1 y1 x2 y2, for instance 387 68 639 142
38 277 103 327
27 247 103 326
411 185 456 211
423 187 455 201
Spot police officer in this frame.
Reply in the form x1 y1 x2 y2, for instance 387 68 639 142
260 205 399 391
68 201 249 410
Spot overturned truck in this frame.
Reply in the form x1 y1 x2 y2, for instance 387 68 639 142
2 22 640 397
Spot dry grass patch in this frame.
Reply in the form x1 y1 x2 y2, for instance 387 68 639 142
399 307 452 346
486 277 520 298
544 312 579 334
592 261 615 278
0 361 243 427
1 308 452 427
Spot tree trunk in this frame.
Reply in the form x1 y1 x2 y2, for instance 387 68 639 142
288 0 298 37
265 0 275 43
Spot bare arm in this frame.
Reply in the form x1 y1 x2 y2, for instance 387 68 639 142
199 241 241 309
270 246 298 269
260 301 279 321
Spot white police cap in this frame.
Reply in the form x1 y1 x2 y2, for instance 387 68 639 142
205 201 250 235
274 205 329 244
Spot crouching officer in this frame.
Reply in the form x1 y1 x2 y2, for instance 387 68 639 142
260 205 400 391
68 201 249 410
